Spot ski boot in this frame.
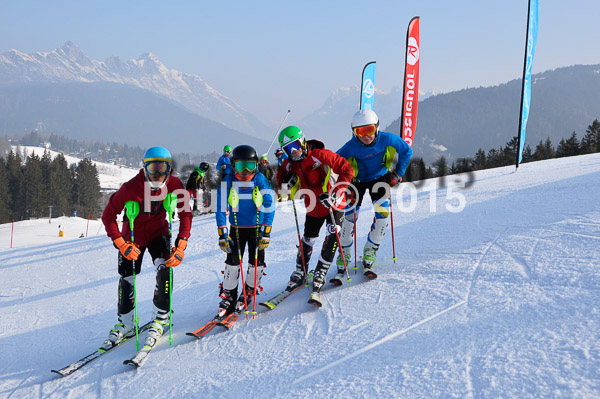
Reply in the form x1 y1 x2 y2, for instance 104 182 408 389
330 252 351 285
288 268 306 291
362 247 378 279
105 310 136 347
235 284 255 313
148 306 169 337
308 267 327 307
217 289 237 319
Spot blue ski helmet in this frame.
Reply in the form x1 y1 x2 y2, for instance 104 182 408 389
143 147 172 188
143 146 172 164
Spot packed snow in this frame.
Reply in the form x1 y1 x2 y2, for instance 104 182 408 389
1 153 599 398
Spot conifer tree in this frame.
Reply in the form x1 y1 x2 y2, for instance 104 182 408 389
23 153 45 218
6 150 24 220
50 153 72 217
581 119 600 154
473 149 487 170
433 156 448 177
544 138 556 159
73 158 100 218
0 158 11 223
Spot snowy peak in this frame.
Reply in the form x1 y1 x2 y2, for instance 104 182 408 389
55 41 90 64
0 42 269 136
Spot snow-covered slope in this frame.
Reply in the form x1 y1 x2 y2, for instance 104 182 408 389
1 154 599 398
14 145 139 190
0 42 269 137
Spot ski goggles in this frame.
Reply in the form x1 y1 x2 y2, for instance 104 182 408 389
234 160 257 173
282 139 304 155
353 124 377 137
144 161 171 176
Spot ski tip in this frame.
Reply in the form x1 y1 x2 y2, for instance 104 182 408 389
123 360 140 368
185 332 200 338
50 370 66 377
329 279 342 286
259 302 275 310
307 299 322 308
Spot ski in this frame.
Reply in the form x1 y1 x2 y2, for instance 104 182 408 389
123 323 170 368
186 315 226 339
307 291 322 307
329 272 345 286
51 321 152 377
260 271 314 310
217 310 242 330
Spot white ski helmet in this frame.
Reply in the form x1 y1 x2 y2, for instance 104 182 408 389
351 109 380 145
351 109 379 130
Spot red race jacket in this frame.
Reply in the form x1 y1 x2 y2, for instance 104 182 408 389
277 140 354 218
102 170 192 248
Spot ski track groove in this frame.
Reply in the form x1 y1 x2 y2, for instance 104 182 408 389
465 228 508 305
495 241 533 281
541 229 600 241
269 314 292 346
465 353 474 399
294 299 467 385
5 370 32 399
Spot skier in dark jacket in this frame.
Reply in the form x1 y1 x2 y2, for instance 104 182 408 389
102 146 192 347
185 162 210 214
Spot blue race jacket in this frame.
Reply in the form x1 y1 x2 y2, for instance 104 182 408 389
277 152 288 167
337 131 412 183
216 154 232 175
216 171 276 228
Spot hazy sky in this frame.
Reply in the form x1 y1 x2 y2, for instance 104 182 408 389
1 0 598 126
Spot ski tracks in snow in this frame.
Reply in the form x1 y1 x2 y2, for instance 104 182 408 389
293 299 466 384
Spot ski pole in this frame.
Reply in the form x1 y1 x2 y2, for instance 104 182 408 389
229 188 249 318
290 184 309 287
389 193 397 263
266 109 291 156
327 206 351 283
353 211 358 274
252 186 263 319
124 201 140 351
163 193 178 345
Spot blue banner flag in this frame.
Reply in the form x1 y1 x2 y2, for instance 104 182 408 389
517 0 539 166
360 61 376 110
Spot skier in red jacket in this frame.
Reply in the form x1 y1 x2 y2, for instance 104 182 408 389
102 147 192 347
276 126 354 306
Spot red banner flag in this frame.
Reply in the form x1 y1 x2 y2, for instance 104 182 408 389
401 16 420 148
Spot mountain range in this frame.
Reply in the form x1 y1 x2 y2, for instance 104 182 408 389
0 41 271 138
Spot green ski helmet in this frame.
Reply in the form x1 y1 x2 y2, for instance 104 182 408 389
278 126 307 160
223 145 232 153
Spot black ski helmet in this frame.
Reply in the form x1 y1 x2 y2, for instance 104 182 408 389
231 145 259 163
199 162 210 172
231 145 259 181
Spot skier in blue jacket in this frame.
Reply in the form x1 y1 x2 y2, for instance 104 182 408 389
215 145 276 317
335 109 412 280
216 145 232 178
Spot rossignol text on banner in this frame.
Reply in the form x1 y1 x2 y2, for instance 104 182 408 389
401 16 420 148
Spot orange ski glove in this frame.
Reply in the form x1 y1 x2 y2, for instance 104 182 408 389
113 237 141 261
166 238 188 267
